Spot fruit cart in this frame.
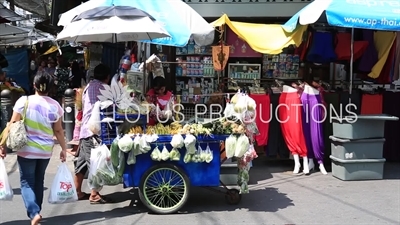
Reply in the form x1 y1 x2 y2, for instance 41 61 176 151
122 134 240 214
100 113 242 214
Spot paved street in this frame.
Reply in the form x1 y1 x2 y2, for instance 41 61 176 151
1 145 399 225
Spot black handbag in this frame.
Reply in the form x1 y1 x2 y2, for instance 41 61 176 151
0 53 8 68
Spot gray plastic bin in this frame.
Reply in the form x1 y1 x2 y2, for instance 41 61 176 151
330 155 386 181
329 136 385 160
332 114 398 139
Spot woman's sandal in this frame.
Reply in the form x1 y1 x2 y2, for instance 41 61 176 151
31 214 41 225
90 198 108 204
89 196 115 204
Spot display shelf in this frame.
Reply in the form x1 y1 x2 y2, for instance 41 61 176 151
263 53 301 79
176 75 215 78
176 55 215 77
176 53 212 56
228 63 261 83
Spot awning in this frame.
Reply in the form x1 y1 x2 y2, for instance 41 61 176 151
12 0 50 18
0 3 25 23
0 23 29 39
211 14 307 55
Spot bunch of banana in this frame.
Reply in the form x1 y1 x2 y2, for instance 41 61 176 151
146 126 155 135
128 126 143 134
170 121 183 135
145 122 183 135
154 123 169 135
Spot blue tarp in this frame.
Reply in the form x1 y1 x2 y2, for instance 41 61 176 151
102 43 126 74
0 48 29 91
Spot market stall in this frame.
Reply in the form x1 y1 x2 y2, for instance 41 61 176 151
90 78 259 214
55 0 259 215
282 0 400 180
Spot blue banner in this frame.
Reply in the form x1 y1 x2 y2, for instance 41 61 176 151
326 0 400 31
283 0 400 32
0 48 29 91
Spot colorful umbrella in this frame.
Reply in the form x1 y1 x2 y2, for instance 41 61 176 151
57 0 215 47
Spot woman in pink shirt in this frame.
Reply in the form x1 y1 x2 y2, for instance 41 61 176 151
146 76 174 126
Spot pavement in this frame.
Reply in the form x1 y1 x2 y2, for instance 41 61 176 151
1 145 400 225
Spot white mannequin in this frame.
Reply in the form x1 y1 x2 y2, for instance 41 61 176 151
303 84 328 175
282 85 297 93
303 84 320 95
282 85 309 174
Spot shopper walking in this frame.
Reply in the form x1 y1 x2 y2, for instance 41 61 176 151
54 55 71 105
0 72 67 225
73 63 113 204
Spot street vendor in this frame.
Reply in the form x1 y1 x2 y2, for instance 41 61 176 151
0 67 25 95
146 76 175 126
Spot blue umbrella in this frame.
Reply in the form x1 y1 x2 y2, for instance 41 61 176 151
58 0 215 47
283 0 400 32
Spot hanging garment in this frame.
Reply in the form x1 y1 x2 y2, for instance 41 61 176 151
306 31 337 63
301 93 325 164
266 94 290 158
295 31 313 62
393 32 400 81
358 30 379 73
368 31 397 79
249 94 270 146
382 91 400 162
376 38 396 84
278 92 308 157
361 93 383 115
335 32 369 61
339 89 362 115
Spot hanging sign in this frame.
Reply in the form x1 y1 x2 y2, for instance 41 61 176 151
212 45 230 71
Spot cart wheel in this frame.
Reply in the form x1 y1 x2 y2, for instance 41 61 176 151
225 189 241 205
139 164 190 214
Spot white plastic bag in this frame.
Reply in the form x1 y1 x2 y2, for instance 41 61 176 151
235 134 250 158
223 103 234 118
127 151 136 165
161 145 170 161
48 163 78 204
246 95 257 111
170 134 184 149
234 94 247 114
0 158 13 201
225 135 237 159
184 134 197 154
88 144 117 190
88 101 102 135
205 144 213 163
151 146 162 161
132 134 141 152
118 134 134 153
140 135 151 153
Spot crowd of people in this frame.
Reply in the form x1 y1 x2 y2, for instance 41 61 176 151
34 55 86 104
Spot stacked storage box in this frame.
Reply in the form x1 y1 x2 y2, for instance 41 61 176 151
330 115 398 181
